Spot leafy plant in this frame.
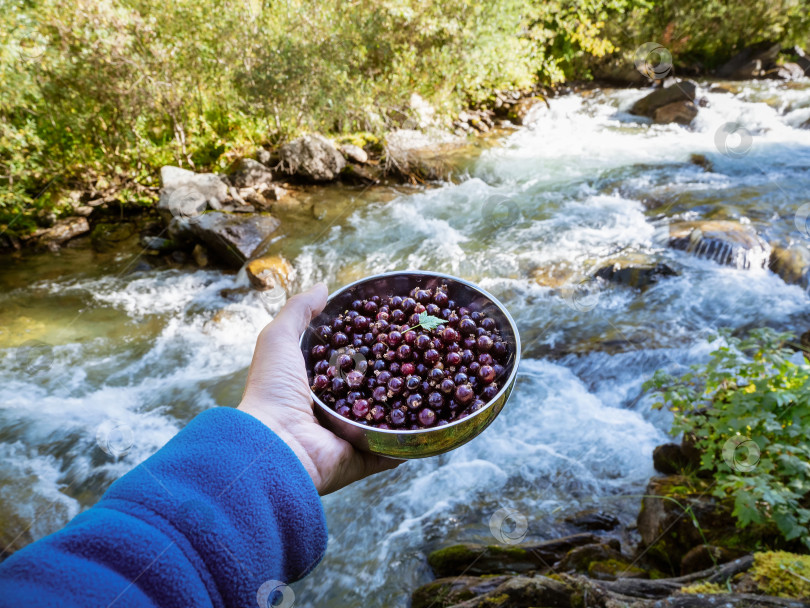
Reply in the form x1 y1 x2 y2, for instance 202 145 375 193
645 328 810 550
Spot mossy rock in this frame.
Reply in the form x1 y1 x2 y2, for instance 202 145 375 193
444 575 573 608
587 558 648 581
680 581 726 594
751 551 810 599
411 575 510 608
427 544 535 577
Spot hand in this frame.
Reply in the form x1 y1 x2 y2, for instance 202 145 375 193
238 283 402 495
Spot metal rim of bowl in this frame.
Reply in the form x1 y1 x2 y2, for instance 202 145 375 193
300 270 521 436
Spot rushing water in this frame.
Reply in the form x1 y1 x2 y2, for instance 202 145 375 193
1 80 810 606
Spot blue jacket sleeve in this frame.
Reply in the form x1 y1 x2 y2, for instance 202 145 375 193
0 407 328 608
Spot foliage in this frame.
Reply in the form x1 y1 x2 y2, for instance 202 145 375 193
751 550 810 598
645 329 810 551
2 0 810 232
680 581 726 594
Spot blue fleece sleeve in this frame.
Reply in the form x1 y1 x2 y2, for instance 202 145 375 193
0 407 328 608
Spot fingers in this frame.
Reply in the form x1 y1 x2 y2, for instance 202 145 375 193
266 282 328 340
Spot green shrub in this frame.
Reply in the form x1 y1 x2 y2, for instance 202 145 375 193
645 329 810 550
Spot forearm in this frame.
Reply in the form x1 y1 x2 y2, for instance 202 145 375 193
0 407 328 608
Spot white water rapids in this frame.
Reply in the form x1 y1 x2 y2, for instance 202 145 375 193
1 79 809 606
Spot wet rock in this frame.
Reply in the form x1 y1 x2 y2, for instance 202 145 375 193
653 100 698 125
90 222 137 252
158 166 229 221
588 558 648 581
717 43 781 79
192 244 209 268
531 264 576 288
26 217 90 252
228 158 274 189
507 96 547 125
630 81 697 118
564 509 620 532
689 154 713 171
428 533 601 577
594 254 677 288
556 541 624 572
341 162 380 184
139 236 174 251
187 212 280 267
653 443 698 475
766 62 807 81
245 255 294 290
279 134 346 181
666 221 770 269
339 143 368 164
769 244 810 289
446 575 573 608
637 476 739 572
680 544 742 575
411 575 510 608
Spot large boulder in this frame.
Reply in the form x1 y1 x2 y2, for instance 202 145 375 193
158 166 229 222
228 158 274 189
666 221 770 270
716 43 781 79
630 80 697 118
278 134 345 182
187 212 280 267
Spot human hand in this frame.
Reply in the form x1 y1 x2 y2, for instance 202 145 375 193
238 283 402 495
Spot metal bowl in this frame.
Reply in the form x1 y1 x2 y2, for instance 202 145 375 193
300 270 521 459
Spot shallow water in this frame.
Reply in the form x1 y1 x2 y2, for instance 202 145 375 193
1 79 809 606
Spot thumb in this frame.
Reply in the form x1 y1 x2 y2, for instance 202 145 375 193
269 282 328 340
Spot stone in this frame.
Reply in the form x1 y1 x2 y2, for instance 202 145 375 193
564 509 620 532
594 254 677 288
73 205 94 217
445 575 573 608
637 476 739 573
769 244 810 289
556 542 624 572
427 533 600 577
341 162 380 185
717 43 781 79
263 183 289 201
766 62 807 81
89 222 137 252
507 97 547 125
245 255 295 290
279 134 346 181
160 166 228 203
653 100 699 125
689 154 713 171
411 575 511 608
187 212 281 268
157 185 208 222
667 220 770 270
192 244 209 268
588 559 649 581
630 81 697 118
28 217 90 252
228 158 274 189
653 443 696 475
339 143 368 164
139 236 174 251
256 148 273 165
680 544 741 575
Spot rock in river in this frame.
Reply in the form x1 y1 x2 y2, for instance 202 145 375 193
187 212 280 268
279 134 346 181
769 244 810 289
630 80 697 118
594 253 677 288
24 217 90 252
666 220 770 269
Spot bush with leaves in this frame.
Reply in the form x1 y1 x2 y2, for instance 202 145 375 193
645 328 810 551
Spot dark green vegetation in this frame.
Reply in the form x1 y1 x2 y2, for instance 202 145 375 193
646 329 810 551
2 0 810 231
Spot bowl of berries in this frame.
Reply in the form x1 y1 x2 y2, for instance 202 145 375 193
301 270 521 458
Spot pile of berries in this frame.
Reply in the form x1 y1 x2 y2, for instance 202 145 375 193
306 284 510 429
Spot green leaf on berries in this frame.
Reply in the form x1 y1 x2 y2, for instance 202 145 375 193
417 311 448 331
